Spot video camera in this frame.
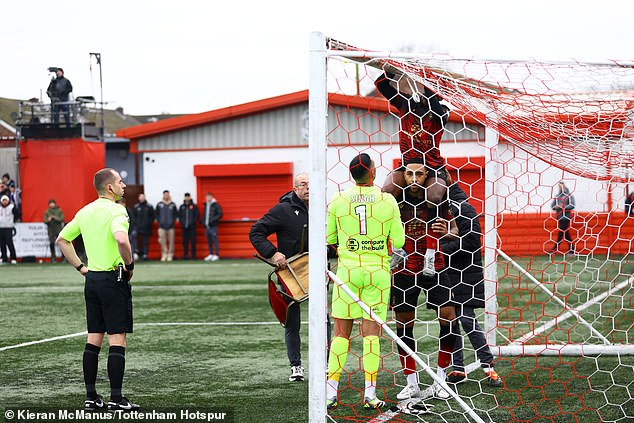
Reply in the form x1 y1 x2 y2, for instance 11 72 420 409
47 67 58 73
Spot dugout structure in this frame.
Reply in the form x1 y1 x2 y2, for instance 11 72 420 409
308 32 634 423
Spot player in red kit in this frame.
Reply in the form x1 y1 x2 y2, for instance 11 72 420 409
390 158 459 402
376 70 451 276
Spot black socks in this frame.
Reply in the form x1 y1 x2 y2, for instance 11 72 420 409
107 346 126 402
83 343 101 399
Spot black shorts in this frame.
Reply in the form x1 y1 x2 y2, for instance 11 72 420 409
85 271 133 334
390 271 454 312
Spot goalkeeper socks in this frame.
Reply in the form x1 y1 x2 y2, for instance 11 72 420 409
396 326 417 374
83 343 101 399
327 336 349 399
438 323 458 369
107 346 126 402
363 335 380 399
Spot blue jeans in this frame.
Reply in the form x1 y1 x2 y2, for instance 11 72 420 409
205 226 219 256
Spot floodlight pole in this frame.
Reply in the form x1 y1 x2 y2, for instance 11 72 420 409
308 31 328 423
89 52 105 141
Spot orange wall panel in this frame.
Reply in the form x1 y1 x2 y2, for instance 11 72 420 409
19 139 105 222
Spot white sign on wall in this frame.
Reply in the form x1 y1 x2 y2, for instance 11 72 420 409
13 223 59 258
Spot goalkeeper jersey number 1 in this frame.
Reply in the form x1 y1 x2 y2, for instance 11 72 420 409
327 185 405 268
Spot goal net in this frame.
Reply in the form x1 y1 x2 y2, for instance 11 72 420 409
308 32 634 423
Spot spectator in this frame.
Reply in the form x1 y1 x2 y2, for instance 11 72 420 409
8 181 21 211
155 190 178 262
626 191 634 216
548 181 576 254
133 193 155 260
178 193 199 260
0 195 17 264
46 68 73 124
201 192 222 261
44 199 65 263
0 181 8 198
1 173 13 187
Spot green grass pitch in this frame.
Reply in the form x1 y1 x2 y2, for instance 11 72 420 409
0 257 632 423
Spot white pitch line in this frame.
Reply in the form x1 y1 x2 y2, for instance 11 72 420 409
0 331 87 352
0 321 286 352
0 320 528 353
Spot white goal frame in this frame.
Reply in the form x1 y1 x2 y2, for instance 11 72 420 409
307 31 633 423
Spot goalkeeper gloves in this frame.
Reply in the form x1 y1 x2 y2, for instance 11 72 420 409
390 248 406 270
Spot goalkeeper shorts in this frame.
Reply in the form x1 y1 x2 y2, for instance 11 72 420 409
331 264 390 321
390 271 453 312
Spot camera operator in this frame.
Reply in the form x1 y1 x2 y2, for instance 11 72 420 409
46 67 73 125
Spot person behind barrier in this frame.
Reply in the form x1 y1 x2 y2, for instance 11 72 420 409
44 199 65 263
0 195 17 264
56 168 139 412
325 153 405 411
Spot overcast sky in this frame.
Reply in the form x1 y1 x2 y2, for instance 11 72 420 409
3 0 633 116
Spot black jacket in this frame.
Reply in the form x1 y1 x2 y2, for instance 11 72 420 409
441 193 485 308
156 201 178 229
46 76 73 101
201 201 223 227
249 191 308 259
627 192 634 216
134 201 155 235
179 201 200 229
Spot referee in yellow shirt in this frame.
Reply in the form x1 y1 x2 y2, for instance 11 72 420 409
57 168 139 411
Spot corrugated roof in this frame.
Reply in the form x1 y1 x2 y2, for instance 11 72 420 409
117 90 481 141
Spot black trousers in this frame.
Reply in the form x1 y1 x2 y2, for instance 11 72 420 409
0 228 16 262
555 216 574 247
452 305 495 372
182 226 196 259
136 232 151 256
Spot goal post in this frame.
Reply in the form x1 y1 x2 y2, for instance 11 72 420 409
309 31 634 423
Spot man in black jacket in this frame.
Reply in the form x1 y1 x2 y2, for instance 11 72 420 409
47 68 73 124
179 193 199 260
133 193 155 260
440 176 501 387
249 173 310 382
201 192 222 261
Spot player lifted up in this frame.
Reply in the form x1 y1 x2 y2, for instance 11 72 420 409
326 153 405 411
391 158 460 401
375 70 450 276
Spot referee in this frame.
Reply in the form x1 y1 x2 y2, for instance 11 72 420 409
57 168 139 411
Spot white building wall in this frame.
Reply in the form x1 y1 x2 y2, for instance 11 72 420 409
142 138 628 213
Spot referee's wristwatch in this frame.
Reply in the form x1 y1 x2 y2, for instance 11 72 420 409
75 263 85 272
125 262 135 271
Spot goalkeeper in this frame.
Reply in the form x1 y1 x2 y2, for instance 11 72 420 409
390 158 460 401
326 153 405 411
375 70 450 277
